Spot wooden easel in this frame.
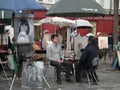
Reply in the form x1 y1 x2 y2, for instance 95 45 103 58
98 33 109 63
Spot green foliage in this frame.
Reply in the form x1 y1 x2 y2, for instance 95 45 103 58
113 42 120 51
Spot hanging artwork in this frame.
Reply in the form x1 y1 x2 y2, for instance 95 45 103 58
14 13 34 44
98 36 108 49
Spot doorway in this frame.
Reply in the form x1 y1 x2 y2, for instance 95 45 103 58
60 26 67 48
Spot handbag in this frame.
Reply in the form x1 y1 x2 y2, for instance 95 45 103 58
7 54 15 70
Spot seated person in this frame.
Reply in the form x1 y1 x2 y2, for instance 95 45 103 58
32 41 44 61
46 34 73 84
75 36 99 83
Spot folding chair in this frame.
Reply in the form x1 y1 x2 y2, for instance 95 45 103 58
0 59 8 80
86 57 100 85
0 49 10 83
0 58 11 88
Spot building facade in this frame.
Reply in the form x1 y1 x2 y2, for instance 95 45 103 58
34 0 118 36
0 0 120 37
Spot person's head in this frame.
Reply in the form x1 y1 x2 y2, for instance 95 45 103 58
88 36 96 44
26 63 32 72
19 19 30 35
51 34 59 44
43 30 49 34
109 33 112 36
5 29 10 35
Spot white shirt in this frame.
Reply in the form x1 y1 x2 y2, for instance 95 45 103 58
46 42 61 61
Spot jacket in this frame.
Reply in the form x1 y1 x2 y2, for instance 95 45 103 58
79 43 98 68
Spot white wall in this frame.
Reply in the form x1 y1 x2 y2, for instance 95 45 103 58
96 0 120 10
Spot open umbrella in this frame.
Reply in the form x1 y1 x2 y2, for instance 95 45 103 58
0 0 47 11
0 1 46 90
73 19 93 28
46 0 107 17
38 16 74 27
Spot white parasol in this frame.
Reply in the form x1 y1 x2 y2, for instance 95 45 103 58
37 16 74 28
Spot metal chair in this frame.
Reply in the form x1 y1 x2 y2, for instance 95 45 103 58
0 59 8 79
44 62 57 83
0 58 10 87
86 57 100 85
78 56 99 85
44 61 68 84
0 50 10 84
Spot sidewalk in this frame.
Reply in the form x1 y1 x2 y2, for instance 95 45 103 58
0 57 120 90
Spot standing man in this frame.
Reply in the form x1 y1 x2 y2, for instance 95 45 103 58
108 33 113 52
4 29 12 51
46 34 73 84
42 30 51 50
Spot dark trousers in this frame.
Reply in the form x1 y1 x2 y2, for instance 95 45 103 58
50 60 73 80
75 63 82 81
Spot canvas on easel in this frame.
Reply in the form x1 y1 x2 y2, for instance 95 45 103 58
98 36 108 49
14 12 34 44
21 61 44 88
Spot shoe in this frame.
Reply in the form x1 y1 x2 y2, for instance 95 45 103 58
97 79 100 82
91 78 99 82
56 80 62 84
65 78 73 83
91 82 98 85
76 79 83 83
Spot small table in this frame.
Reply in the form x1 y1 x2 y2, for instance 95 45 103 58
0 50 9 83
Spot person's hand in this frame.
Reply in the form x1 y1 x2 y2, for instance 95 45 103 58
8 49 12 54
58 59 63 63
78 43 83 49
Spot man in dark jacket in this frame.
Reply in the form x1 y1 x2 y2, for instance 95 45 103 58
75 36 98 82
108 33 113 52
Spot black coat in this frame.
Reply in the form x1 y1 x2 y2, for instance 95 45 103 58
108 36 113 45
8 36 12 49
79 43 98 68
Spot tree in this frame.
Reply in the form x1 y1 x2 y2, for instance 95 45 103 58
114 0 119 45
113 0 119 59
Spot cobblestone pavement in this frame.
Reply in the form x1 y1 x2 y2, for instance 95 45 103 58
0 57 120 90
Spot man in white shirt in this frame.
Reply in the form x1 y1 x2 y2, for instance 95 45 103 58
46 34 73 84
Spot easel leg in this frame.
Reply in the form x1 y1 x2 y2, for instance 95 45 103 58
10 74 16 90
42 76 51 88
1 64 10 86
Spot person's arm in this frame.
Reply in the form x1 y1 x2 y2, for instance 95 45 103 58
79 49 88 65
59 45 63 60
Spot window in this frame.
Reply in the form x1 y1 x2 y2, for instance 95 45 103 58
43 0 55 4
36 0 43 2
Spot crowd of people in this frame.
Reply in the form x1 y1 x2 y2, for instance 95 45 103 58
1 27 114 86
